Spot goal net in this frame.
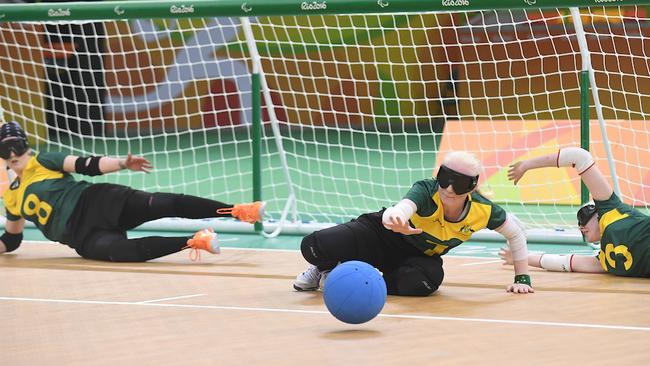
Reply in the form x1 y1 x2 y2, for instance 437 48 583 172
0 1 649 242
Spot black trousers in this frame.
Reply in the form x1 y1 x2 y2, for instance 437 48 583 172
300 210 444 296
68 183 232 262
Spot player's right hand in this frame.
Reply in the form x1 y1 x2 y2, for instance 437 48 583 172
383 215 422 235
124 153 153 173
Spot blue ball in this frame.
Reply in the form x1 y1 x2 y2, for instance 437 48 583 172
323 260 387 324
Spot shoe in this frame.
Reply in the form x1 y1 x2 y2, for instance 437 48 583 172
293 265 330 291
185 228 220 261
294 265 321 291
318 270 330 290
217 201 265 224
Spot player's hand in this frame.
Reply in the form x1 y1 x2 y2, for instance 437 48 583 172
383 215 422 235
498 246 513 265
124 153 153 173
507 161 528 185
506 283 534 294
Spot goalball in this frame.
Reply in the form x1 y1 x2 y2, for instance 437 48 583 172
323 260 387 324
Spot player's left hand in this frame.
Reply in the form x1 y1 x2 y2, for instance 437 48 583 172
507 161 529 185
498 246 513 265
506 283 534 294
124 153 153 173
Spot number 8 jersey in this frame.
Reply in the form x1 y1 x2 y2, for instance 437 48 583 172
595 192 650 277
3 152 91 244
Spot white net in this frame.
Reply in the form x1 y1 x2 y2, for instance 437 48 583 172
0 6 649 239
0 18 255 207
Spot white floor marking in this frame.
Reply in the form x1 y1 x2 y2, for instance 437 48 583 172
137 294 207 304
1 296 648 332
217 238 239 242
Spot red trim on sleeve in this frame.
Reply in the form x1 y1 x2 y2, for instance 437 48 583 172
569 254 575 272
578 162 596 175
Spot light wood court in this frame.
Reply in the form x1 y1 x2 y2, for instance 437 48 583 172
2 242 650 365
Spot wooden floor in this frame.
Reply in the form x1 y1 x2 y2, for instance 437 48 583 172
2 242 650 365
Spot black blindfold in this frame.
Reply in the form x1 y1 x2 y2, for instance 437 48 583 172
577 204 597 227
0 138 29 160
436 165 479 195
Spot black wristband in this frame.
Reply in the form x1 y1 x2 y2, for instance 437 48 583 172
514 274 531 287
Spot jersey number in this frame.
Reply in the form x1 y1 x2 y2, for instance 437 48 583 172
23 193 53 225
424 242 449 256
599 243 633 271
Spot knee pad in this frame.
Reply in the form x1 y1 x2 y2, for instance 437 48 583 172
98 232 142 262
300 233 320 263
389 257 444 296
82 231 138 262
108 239 147 262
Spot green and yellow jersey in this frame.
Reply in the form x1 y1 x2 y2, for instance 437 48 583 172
403 179 506 256
3 152 90 243
595 193 650 277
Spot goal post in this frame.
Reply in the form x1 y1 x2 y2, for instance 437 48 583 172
4 0 649 20
1 0 649 244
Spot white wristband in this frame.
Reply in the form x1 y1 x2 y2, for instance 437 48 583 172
539 254 574 272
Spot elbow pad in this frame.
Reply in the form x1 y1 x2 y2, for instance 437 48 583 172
557 147 595 175
540 254 574 272
1 231 23 252
75 156 103 176
495 213 528 262
382 200 416 228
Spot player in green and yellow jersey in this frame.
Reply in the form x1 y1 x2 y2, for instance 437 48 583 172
500 147 650 277
293 151 534 296
0 121 265 262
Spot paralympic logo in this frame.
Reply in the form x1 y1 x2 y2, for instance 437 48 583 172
241 3 253 12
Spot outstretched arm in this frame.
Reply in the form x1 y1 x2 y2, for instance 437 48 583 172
508 147 613 201
494 214 534 294
63 153 153 175
499 247 605 273
382 199 423 235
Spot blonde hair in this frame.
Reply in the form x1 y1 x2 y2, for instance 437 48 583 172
440 151 482 177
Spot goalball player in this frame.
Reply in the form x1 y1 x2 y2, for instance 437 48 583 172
294 151 534 296
0 121 264 262
500 147 650 277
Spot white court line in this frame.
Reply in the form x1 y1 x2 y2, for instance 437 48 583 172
220 247 299 253
461 260 503 266
24 240 497 257
137 294 207 304
217 238 238 242
1 296 649 332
